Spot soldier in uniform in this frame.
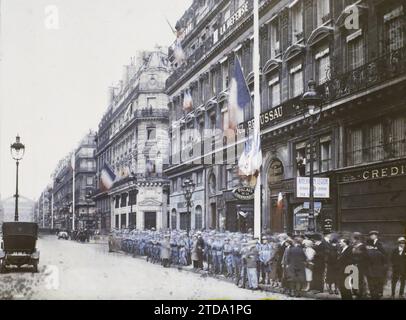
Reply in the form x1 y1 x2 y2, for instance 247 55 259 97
232 236 243 286
239 238 249 288
170 233 179 265
223 238 234 278
259 236 273 285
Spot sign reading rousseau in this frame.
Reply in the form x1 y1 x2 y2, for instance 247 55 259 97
296 177 330 199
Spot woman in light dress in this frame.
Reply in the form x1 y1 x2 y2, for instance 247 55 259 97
303 239 316 292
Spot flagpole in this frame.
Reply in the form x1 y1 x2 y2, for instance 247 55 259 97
72 155 75 231
253 0 262 240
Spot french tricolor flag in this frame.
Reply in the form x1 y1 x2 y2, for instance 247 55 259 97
100 163 116 190
228 57 251 130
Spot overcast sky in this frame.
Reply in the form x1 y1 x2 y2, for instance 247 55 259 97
0 0 191 200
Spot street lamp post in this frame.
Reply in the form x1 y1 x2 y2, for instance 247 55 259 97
182 178 195 237
10 135 25 222
301 80 323 233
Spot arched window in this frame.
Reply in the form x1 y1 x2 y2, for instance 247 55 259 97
195 206 203 230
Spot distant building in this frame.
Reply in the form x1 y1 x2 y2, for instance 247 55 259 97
94 47 171 231
1 195 36 223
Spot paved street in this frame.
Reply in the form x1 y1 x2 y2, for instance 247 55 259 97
0 236 306 300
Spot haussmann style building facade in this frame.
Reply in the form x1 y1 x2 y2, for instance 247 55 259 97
165 0 406 240
94 48 171 232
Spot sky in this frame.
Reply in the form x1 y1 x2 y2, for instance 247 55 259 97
0 0 192 200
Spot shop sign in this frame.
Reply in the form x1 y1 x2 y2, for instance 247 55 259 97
219 1 250 38
233 186 255 201
340 162 406 183
296 177 330 199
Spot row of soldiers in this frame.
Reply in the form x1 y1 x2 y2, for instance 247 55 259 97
109 228 406 298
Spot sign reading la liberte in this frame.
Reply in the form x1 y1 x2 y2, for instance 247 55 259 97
296 177 330 199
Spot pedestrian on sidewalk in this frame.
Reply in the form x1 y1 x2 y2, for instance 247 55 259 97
391 237 406 299
244 240 259 290
337 238 353 300
285 238 306 297
351 232 369 299
160 234 171 268
303 239 316 292
365 239 387 300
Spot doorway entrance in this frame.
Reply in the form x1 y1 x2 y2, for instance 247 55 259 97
144 212 157 230
179 212 191 230
210 203 217 229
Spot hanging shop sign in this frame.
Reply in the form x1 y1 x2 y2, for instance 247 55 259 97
233 186 255 201
296 177 330 199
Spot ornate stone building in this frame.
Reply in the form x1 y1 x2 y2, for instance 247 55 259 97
94 48 171 231
166 0 406 239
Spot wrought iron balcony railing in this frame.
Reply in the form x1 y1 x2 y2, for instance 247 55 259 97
320 47 406 103
134 108 169 119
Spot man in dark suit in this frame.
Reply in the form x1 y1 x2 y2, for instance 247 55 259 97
310 233 328 293
337 238 354 300
391 237 406 299
369 231 386 255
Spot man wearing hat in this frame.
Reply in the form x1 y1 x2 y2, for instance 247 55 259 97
369 231 386 255
391 237 406 299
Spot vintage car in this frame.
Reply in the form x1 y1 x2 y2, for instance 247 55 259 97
57 230 69 240
0 222 40 273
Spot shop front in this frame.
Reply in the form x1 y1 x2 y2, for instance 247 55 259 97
337 159 406 240
224 190 254 233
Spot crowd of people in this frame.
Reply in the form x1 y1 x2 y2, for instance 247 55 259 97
108 228 406 300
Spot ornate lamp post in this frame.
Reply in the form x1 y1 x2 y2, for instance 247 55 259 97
182 178 195 236
10 135 25 222
301 80 323 233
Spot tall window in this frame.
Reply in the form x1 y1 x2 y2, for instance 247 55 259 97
171 209 177 230
390 116 406 157
317 0 330 26
316 46 330 84
291 1 303 43
147 97 156 109
320 137 332 172
348 128 363 165
195 206 203 230
270 18 280 58
221 61 229 90
368 123 384 162
347 32 365 70
147 127 156 140
268 74 280 107
290 62 303 98
384 6 405 52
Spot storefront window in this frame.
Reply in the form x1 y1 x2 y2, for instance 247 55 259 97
390 117 406 157
195 206 203 230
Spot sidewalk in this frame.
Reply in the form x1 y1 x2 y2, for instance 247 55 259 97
108 248 401 300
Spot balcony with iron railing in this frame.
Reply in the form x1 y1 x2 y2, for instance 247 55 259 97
134 108 169 119
319 46 406 103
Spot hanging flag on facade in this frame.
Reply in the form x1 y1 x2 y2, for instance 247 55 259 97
277 192 284 209
183 89 193 112
238 131 262 178
228 57 251 130
173 27 186 65
100 163 116 190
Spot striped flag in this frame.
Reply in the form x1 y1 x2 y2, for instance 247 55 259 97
183 89 193 112
100 163 116 190
277 192 284 209
228 57 251 130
